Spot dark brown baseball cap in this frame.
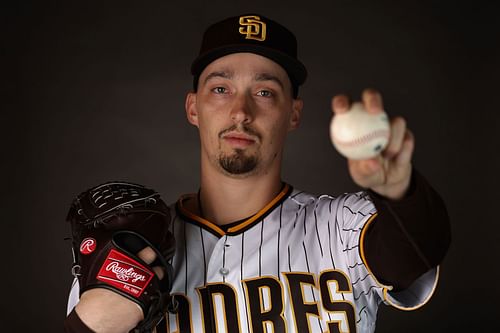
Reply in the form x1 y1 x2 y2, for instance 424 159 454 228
191 14 307 97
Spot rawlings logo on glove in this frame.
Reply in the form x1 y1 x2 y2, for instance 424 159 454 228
98 249 153 296
80 238 96 254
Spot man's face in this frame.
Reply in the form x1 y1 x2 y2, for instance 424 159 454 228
186 53 302 178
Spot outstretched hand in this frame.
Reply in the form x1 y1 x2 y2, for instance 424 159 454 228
331 89 414 200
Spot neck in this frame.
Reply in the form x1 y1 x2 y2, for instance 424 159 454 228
198 158 283 225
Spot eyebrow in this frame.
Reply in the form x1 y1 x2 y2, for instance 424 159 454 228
203 71 233 85
202 70 286 90
254 73 285 90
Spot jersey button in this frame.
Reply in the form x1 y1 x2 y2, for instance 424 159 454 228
219 267 229 276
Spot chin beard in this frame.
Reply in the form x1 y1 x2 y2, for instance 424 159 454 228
219 149 258 175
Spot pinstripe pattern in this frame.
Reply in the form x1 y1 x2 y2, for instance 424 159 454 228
240 231 251 333
66 185 438 333
161 187 439 332
277 204 283 278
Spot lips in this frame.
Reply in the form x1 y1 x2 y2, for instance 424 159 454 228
222 132 256 148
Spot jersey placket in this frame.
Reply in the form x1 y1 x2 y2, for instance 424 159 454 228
206 235 226 282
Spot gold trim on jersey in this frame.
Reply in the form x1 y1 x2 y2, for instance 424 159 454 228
177 195 226 236
358 212 394 291
176 183 291 237
383 266 440 311
359 213 441 311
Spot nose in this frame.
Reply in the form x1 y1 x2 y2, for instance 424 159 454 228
230 93 254 124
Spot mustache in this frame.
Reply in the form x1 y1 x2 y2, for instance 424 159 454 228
218 124 262 141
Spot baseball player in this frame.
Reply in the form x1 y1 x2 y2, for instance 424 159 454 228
65 14 451 333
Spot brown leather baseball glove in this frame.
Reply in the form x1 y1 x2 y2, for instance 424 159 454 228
67 181 175 332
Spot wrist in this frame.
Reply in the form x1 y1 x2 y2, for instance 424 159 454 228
370 165 413 201
75 289 143 333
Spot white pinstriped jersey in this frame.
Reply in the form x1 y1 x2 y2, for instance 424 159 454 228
164 184 439 333
66 183 438 332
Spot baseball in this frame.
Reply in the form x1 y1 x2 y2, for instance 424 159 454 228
330 102 390 160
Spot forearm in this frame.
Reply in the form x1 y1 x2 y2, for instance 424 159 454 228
64 289 143 333
363 168 451 290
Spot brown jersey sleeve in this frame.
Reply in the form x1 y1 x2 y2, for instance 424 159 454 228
363 168 451 291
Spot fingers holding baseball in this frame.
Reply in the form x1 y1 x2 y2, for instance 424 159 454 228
329 89 416 199
394 128 415 167
346 126 414 200
330 89 411 161
361 88 384 114
383 116 407 159
332 88 384 115
331 94 350 114
381 116 415 167
347 156 385 189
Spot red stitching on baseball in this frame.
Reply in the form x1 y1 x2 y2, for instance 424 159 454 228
334 129 389 147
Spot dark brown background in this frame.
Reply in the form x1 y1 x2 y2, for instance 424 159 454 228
4 0 499 331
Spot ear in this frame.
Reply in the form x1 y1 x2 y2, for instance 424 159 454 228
288 98 303 131
185 92 199 127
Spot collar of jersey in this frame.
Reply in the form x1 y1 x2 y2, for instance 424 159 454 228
175 183 293 237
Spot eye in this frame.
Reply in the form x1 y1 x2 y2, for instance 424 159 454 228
212 86 228 94
256 90 273 97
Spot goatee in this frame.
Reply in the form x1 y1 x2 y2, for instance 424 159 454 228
219 149 258 175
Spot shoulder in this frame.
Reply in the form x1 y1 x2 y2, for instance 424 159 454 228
285 187 377 227
286 187 375 213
